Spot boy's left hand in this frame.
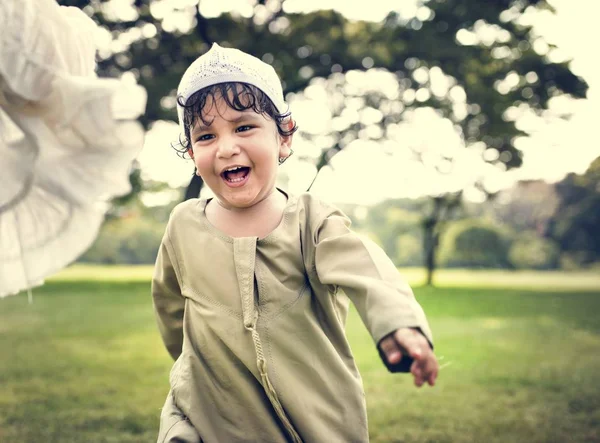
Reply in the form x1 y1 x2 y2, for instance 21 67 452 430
379 328 438 387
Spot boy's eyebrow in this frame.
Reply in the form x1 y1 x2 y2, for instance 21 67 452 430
190 119 213 135
191 122 210 135
191 114 261 135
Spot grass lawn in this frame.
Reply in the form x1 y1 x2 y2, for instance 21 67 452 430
0 266 599 442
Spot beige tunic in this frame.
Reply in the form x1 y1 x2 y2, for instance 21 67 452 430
152 192 433 443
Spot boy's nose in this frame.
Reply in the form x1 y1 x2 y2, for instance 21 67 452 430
216 136 240 158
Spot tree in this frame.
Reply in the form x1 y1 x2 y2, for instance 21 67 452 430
508 231 560 269
548 156 600 267
358 200 425 264
489 179 559 234
59 0 587 280
438 219 512 268
421 193 463 283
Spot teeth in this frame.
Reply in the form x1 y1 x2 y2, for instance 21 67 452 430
222 166 248 183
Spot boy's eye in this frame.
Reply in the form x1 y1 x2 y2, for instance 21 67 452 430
236 125 253 133
196 134 214 142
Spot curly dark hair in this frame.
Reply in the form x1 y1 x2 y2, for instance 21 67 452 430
173 82 298 158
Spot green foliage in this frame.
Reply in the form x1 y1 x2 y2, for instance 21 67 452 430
395 233 423 266
357 200 426 265
490 180 558 233
58 0 586 172
549 157 600 266
79 216 164 264
439 219 512 268
508 230 560 270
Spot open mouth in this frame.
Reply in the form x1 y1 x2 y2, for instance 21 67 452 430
221 166 250 183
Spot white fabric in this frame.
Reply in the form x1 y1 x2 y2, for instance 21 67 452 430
176 43 287 132
0 0 147 297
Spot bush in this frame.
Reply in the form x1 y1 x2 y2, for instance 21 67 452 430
559 252 596 270
395 233 423 266
438 219 511 268
79 216 164 264
508 231 560 270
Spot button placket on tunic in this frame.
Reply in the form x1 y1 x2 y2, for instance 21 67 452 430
233 237 303 443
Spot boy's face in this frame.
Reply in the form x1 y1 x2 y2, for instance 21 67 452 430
187 91 292 210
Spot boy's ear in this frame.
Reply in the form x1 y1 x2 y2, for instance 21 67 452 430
278 129 294 158
187 147 194 159
277 117 295 160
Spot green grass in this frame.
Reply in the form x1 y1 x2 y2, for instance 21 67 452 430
51 264 600 291
1 267 599 442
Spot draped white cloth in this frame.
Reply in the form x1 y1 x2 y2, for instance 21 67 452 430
0 0 147 297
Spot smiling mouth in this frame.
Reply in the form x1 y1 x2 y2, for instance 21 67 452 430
221 166 250 183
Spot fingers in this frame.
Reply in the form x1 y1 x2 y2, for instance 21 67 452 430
379 335 404 365
381 329 439 387
393 328 425 360
410 349 438 387
393 328 439 388
411 356 437 387
428 369 438 386
411 360 424 387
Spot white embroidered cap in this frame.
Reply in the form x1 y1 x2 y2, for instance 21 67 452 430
176 43 287 131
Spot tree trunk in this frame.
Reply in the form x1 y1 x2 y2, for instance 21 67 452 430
422 217 438 287
421 192 463 286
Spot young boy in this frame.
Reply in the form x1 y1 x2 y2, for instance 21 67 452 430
152 43 438 443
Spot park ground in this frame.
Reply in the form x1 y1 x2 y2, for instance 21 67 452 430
0 266 599 442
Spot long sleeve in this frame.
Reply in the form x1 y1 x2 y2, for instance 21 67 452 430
152 232 185 361
313 211 433 348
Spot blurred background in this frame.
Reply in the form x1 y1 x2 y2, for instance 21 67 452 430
59 0 598 281
1 1 599 442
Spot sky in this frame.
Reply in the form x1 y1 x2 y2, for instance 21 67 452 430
137 0 600 206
